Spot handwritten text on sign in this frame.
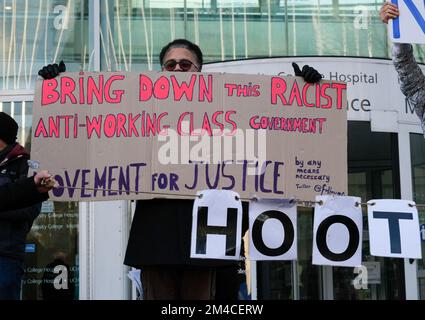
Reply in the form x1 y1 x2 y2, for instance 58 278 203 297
31 72 347 201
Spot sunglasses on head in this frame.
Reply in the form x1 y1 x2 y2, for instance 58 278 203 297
163 59 199 71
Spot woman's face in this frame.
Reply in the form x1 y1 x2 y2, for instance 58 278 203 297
162 48 200 72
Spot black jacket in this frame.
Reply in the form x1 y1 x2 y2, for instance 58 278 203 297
124 198 248 267
0 143 42 261
0 177 48 212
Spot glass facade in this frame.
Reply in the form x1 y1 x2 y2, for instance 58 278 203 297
334 122 404 300
0 0 88 89
1 0 425 300
4 0 425 89
22 201 78 300
100 0 394 70
257 206 322 300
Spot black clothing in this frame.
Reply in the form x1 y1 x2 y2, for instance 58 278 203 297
292 62 323 83
124 199 248 300
124 199 248 267
41 258 75 300
0 177 48 212
0 143 42 261
0 112 18 145
140 265 215 300
38 61 66 80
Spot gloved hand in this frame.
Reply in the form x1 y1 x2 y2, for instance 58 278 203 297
38 60 66 80
292 62 322 83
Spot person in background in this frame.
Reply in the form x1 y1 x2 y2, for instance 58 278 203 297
380 1 425 137
0 112 42 299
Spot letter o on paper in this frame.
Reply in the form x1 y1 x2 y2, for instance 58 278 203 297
252 210 294 256
316 215 359 261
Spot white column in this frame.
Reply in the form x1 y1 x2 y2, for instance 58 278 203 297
79 200 132 300
250 261 258 300
321 266 334 300
88 0 100 71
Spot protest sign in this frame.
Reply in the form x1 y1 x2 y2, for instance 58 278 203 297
31 72 347 201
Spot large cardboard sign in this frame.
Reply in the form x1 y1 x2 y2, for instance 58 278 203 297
31 72 347 201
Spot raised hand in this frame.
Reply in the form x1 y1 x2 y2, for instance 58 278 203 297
380 2 399 24
292 62 322 83
34 170 57 193
38 60 66 80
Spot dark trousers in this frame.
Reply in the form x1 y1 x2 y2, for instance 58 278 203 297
141 265 216 300
0 256 23 300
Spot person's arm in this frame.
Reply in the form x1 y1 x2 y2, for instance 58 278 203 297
0 199 42 221
0 177 48 211
292 63 322 83
380 1 425 136
0 160 42 220
38 61 66 79
392 43 425 135
392 43 425 99
0 171 54 212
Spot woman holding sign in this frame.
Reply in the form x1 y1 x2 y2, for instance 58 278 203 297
123 39 323 300
124 39 244 300
38 39 322 300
